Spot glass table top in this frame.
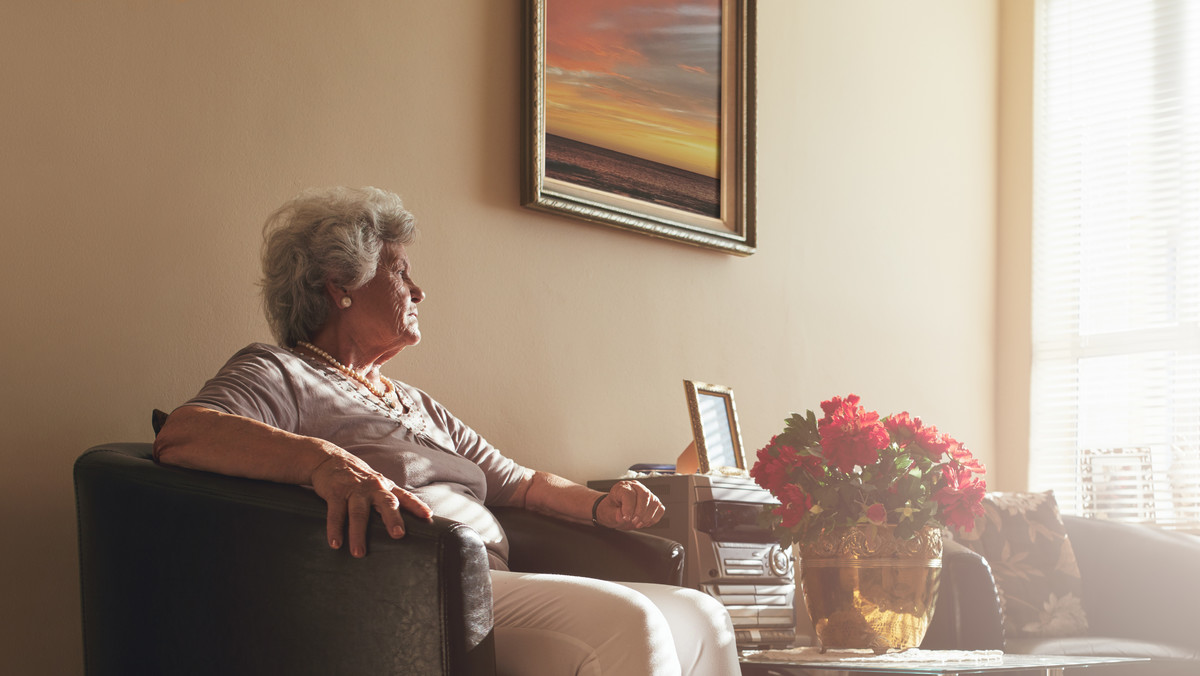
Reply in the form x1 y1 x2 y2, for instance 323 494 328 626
739 649 1147 675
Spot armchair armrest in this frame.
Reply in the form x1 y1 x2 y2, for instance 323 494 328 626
491 506 685 585
920 538 1006 650
75 443 495 676
1064 515 1200 653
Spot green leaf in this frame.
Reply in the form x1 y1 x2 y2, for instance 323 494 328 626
814 485 839 509
894 519 918 540
777 528 795 548
780 411 821 448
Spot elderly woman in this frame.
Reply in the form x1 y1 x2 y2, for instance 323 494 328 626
153 186 739 676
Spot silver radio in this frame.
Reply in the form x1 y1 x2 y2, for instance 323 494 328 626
589 474 796 649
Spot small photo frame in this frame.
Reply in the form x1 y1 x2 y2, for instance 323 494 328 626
684 380 746 474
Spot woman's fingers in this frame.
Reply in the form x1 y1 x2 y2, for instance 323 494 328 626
326 494 347 551
632 484 654 527
346 491 374 558
391 486 434 521
650 499 665 523
372 486 432 540
607 481 663 530
315 460 438 556
630 480 657 527
372 490 407 539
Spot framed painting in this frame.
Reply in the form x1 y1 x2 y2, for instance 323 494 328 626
523 0 756 256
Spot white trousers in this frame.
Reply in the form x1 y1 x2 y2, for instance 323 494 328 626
491 571 740 676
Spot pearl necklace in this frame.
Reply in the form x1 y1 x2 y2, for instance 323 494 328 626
296 341 396 406
292 341 428 438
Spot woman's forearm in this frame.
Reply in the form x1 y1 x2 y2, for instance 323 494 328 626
152 405 334 486
518 470 605 525
516 471 664 530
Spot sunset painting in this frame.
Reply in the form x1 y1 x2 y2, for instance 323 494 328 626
544 0 722 218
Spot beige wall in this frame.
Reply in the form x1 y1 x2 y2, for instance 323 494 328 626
0 1 1001 672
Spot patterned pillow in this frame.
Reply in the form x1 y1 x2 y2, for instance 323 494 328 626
952 490 1089 637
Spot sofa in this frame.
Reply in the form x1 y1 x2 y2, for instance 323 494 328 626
74 442 685 676
945 508 1200 676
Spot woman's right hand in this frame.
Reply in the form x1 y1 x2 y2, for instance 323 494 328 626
309 449 434 558
155 406 432 558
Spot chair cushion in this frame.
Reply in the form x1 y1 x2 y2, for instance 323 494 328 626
953 490 1089 638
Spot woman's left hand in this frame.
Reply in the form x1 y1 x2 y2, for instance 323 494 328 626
596 480 664 530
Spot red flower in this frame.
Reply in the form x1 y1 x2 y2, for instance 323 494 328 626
793 448 826 480
755 396 988 539
886 411 952 461
749 440 789 494
866 502 887 525
948 441 986 474
912 425 952 461
884 411 922 446
933 464 987 532
818 394 889 473
772 483 813 529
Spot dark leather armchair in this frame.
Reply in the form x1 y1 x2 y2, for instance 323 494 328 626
74 443 684 676
918 539 1006 651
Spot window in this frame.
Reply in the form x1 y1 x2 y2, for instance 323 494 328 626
1030 0 1200 530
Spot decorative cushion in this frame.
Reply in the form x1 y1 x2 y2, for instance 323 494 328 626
952 490 1089 638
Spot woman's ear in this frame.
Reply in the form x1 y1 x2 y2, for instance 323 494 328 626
324 280 350 307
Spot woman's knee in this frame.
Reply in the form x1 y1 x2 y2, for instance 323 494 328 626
591 583 667 630
628 584 734 635
653 587 740 676
684 587 736 632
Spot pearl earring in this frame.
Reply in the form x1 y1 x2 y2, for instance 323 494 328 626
340 296 352 308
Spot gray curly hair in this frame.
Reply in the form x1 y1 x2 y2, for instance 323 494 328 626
260 186 417 346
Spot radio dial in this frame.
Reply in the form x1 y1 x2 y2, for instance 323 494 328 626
767 545 791 577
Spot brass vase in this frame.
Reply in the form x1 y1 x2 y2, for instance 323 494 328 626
797 524 942 653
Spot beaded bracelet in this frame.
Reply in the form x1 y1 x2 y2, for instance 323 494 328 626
591 494 607 527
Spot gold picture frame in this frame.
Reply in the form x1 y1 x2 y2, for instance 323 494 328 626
523 0 756 256
684 380 746 473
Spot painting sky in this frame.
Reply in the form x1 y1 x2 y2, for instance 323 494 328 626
546 0 722 178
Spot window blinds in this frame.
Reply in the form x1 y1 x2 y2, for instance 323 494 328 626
1031 0 1200 530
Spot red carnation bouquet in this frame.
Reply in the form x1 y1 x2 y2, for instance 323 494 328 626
750 394 987 545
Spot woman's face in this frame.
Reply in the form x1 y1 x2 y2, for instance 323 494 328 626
345 242 425 353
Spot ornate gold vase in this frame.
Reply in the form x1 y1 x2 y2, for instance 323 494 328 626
797 524 942 653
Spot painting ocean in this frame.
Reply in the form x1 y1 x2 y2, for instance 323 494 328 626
545 134 719 219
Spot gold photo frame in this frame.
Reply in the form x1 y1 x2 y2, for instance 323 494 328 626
523 0 757 255
684 380 746 474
